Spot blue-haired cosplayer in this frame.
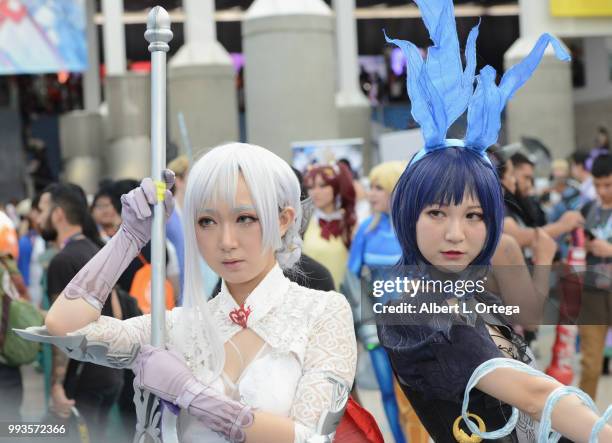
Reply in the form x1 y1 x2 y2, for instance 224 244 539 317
346 161 407 443
377 1 612 443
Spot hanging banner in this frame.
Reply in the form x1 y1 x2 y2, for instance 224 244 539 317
551 0 612 17
0 0 87 74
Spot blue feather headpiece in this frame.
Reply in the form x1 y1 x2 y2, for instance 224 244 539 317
385 0 571 166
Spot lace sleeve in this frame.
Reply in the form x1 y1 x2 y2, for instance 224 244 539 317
69 314 153 356
290 292 357 442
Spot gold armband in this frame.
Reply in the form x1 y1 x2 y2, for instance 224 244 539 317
452 413 485 443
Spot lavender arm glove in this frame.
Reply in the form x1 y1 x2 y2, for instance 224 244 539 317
63 170 175 310
133 345 254 443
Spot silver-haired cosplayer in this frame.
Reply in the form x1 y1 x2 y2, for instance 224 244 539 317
20 143 359 443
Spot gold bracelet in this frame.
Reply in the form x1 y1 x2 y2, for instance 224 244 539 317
453 413 486 443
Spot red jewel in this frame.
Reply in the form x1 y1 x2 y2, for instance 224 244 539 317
229 304 252 329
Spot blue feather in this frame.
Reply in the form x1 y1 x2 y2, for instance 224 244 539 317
465 33 571 151
384 0 571 163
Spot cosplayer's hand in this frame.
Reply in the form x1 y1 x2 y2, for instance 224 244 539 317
132 344 193 403
133 345 253 443
532 228 557 264
120 170 175 250
50 384 75 419
558 211 584 233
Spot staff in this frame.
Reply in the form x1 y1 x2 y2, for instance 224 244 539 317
144 6 173 347
135 8 176 443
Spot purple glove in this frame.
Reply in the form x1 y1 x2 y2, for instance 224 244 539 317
120 170 175 251
133 345 253 443
62 171 175 310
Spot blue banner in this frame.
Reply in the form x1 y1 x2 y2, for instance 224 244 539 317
0 0 87 74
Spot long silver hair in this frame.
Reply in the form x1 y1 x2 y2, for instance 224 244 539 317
175 143 302 382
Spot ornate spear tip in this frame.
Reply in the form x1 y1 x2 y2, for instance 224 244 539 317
145 6 173 52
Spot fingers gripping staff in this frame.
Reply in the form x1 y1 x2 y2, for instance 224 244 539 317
133 345 254 443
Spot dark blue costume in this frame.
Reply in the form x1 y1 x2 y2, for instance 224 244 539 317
377 289 535 442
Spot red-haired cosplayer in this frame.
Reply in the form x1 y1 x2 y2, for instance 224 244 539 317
302 163 356 290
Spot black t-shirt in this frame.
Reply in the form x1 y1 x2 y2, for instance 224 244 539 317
504 190 541 227
47 237 122 394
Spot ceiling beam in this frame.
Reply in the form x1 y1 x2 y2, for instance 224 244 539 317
93 3 518 24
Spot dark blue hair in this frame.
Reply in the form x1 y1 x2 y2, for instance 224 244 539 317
391 148 504 266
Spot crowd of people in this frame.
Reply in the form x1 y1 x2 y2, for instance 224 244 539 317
0 137 610 442
1 0 612 441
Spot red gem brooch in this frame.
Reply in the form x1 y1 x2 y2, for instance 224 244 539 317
229 304 252 329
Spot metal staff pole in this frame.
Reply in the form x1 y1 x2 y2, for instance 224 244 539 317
132 9 176 443
145 6 172 347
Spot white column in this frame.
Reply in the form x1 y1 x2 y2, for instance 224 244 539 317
504 0 574 160
183 0 216 43
101 0 126 75
61 0 104 192
243 0 339 160
518 0 544 37
333 0 367 105
332 0 371 171
83 0 100 111
168 0 238 153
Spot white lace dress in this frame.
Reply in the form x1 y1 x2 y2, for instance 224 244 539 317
71 265 357 443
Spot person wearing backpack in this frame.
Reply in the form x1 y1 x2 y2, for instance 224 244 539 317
0 251 43 423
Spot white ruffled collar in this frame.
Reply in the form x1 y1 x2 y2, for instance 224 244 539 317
216 264 290 332
314 208 343 222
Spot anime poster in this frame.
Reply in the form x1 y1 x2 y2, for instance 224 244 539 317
551 0 612 16
0 0 87 74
